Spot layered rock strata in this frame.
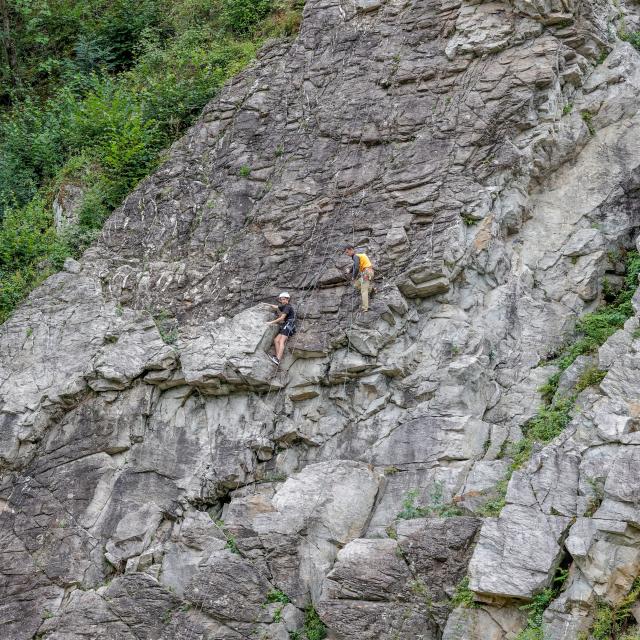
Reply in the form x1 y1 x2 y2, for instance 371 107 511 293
2 0 640 638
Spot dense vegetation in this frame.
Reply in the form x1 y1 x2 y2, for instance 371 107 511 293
0 0 302 323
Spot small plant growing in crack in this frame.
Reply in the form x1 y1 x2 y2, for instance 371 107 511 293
397 483 463 520
266 589 290 604
461 213 479 226
225 534 240 554
575 366 607 393
213 520 241 555
586 577 640 639
581 110 595 135
303 605 327 640
584 477 605 517
152 308 179 345
161 608 173 625
514 566 569 639
451 576 477 608
476 479 508 517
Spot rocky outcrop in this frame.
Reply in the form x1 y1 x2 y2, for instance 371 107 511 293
318 517 480 639
2 0 640 637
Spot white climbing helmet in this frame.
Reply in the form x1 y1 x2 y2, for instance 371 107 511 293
278 292 290 299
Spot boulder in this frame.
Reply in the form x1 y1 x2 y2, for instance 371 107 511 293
224 461 381 603
397 261 451 299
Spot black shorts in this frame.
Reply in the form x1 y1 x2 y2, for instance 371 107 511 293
279 321 296 337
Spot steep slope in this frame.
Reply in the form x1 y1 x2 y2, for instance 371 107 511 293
2 0 640 638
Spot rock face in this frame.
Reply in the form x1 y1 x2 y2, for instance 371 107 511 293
2 0 640 637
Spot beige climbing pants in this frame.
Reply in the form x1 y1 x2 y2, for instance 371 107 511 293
354 267 374 311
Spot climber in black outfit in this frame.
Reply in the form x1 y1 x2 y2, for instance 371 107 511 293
265 292 296 365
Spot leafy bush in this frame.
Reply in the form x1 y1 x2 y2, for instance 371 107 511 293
221 0 272 35
575 367 607 393
476 478 508 517
0 197 69 322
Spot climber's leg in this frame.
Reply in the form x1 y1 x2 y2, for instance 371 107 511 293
276 335 288 361
353 278 362 309
269 335 282 365
360 278 370 311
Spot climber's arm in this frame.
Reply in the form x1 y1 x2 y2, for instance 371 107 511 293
351 254 360 279
267 313 286 325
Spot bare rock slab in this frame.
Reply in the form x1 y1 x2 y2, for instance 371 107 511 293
468 505 571 600
180 305 280 392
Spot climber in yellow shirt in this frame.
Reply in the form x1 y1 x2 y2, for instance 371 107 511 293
345 245 374 312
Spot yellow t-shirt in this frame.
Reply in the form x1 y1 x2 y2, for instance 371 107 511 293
356 253 372 271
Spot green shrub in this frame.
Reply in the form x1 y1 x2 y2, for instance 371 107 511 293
221 0 272 35
225 534 240 554
303 605 327 640
266 589 290 604
509 397 574 470
476 479 508 517
581 110 595 135
0 197 70 323
538 371 561 403
451 576 477 608
620 30 640 52
397 489 427 519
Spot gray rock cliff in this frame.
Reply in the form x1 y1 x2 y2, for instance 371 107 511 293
2 0 640 637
